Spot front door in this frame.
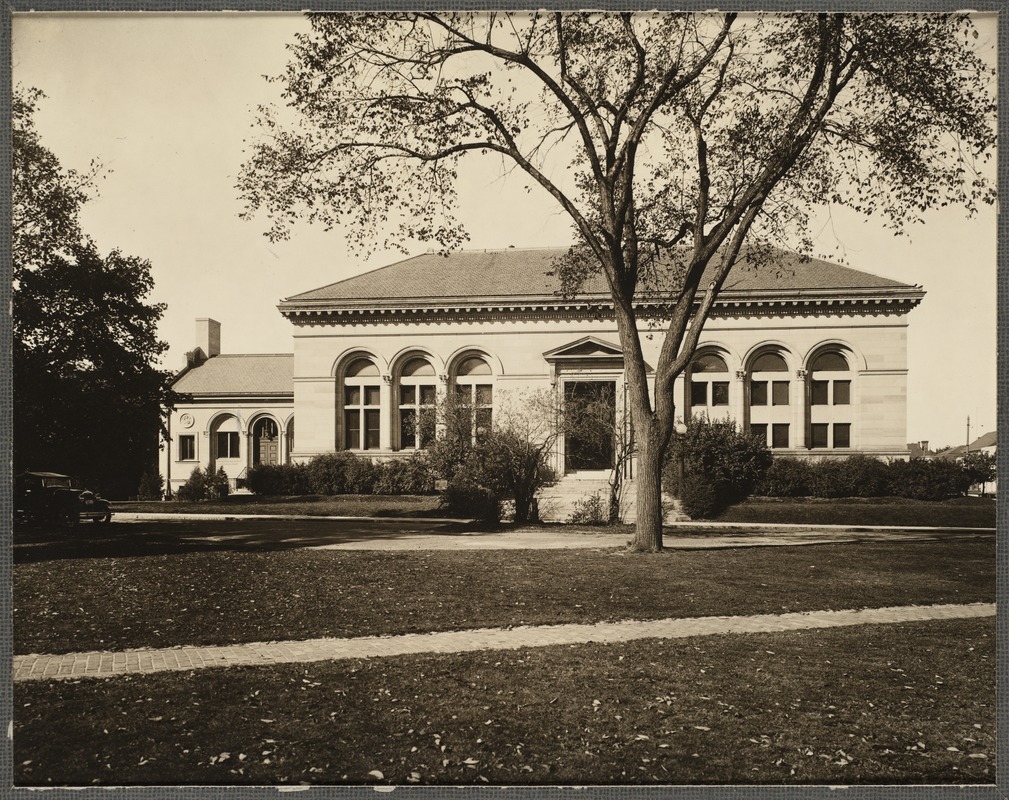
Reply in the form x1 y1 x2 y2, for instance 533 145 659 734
564 381 616 472
253 418 280 466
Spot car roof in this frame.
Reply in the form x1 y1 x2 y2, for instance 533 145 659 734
19 471 71 479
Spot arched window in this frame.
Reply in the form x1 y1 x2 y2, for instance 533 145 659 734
809 350 852 449
398 357 437 449
286 418 295 465
747 350 790 449
212 415 241 460
343 357 381 450
453 355 493 441
688 353 729 413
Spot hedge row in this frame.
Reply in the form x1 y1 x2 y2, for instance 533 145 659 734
755 455 971 501
245 453 435 496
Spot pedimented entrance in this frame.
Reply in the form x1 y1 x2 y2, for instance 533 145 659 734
564 381 616 473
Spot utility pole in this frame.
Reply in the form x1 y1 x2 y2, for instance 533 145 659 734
966 415 971 454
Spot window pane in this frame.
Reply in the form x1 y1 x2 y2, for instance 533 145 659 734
400 409 416 449
834 423 851 448
712 382 729 406
475 384 493 406
833 380 851 405
811 380 828 405
399 385 416 405
365 409 381 449
364 386 381 406
217 431 238 458
180 436 195 460
811 423 829 448
458 357 491 376
690 381 708 407
455 384 471 405
812 352 849 372
772 424 789 449
344 410 360 450
752 353 788 372
749 424 768 445
772 381 790 406
344 386 361 406
750 381 768 406
402 357 435 376
692 353 728 373
475 408 492 441
420 385 436 405
346 358 379 377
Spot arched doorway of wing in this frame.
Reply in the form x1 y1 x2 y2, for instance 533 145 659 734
250 415 282 468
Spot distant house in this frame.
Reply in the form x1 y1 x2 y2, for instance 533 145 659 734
161 247 925 512
935 431 997 462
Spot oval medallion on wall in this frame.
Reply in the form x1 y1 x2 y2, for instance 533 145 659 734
180 413 195 429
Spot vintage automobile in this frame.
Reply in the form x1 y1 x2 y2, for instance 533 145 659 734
14 471 112 527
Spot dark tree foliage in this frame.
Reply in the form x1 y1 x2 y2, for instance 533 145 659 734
13 88 175 498
239 13 995 549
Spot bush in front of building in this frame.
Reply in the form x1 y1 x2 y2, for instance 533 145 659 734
756 455 972 501
440 479 501 521
175 466 230 501
246 462 312 495
664 418 772 518
372 454 435 495
137 470 165 501
306 452 378 494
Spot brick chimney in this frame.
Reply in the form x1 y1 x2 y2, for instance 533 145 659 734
187 318 221 367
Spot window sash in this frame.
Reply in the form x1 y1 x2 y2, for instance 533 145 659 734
772 381 790 406
833 380 851 405
344 410 361 450
771 424 789 449
690 381 708 407
217 431 239 458
179 436 196 460
711 382 729 406
750 381 768 406
749 423 768 445
811 380 829 405
834 423 851 448
810 423 829 449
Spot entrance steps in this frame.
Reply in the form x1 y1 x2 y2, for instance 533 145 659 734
537 475 688 524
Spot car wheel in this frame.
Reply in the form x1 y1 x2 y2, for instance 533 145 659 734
98 514 111 524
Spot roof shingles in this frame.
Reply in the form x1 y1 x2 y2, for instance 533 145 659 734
173 354 293 395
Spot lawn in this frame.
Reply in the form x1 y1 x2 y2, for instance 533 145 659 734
114 494 444 517
718 496 995 528
14 617 994 786
14 539 994 655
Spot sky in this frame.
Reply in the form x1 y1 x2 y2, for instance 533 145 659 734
11 12 998 449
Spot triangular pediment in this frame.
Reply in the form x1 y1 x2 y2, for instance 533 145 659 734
543 336 624 361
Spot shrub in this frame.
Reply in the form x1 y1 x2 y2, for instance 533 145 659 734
137 470 164 501
837 454 891 497
756 458 813 497
307 452 378 494
664 418 771 514
175 466 229 501
440 480 500 521
888 458 970 501
246 462 311 495
678 472 720 519
569 492 607 525
373 455 435 495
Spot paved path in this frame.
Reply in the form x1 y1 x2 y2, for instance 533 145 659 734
14 602 993 683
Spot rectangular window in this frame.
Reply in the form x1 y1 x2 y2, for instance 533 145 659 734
420 385 437 405
455 384 471 405
344 386 361 406
179 435 196 460
712 382 729 406
833 380 851 406
749 423 768 445
834 423 851 448
750 381 768 406
690 381 708 407
399 385 416 405
364 386 381 406
772 423 789 449
364 409 381 450
772 381 790 406
811 380 829 405
344 410 361 450
475 407 493 442
217 431 239 458
400 408 417 449
810 423 829 449
475 384 493 406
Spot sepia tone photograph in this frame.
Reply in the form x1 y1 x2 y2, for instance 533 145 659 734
8 8 998 790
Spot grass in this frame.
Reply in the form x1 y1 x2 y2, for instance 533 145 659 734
114 494 444 517
718 496 995 529
14 617 994 786
14 538 994 655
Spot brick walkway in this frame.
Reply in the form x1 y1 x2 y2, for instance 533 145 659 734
13 602 993 683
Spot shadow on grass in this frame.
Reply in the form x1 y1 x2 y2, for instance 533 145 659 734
13 517 497 563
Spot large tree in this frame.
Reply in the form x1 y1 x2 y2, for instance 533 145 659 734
238 12 995 550
13 87 174 498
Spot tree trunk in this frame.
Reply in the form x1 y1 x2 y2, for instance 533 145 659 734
630 439 664 552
